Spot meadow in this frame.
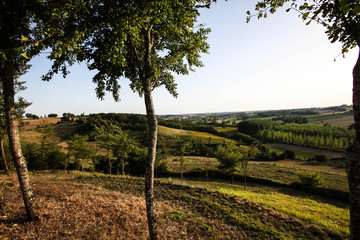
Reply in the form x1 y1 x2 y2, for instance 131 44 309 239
1 110 352 239
0 171 348 239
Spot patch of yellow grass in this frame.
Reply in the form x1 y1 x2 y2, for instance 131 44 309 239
158 126 233 144
218 187 349 236
252 160 346 176
214 127 237 132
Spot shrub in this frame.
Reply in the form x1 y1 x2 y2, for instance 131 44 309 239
280 150 296 160
294 171 324 191
313 155 329 163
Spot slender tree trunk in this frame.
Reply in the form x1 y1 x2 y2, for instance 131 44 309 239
108 157 112 175
144 82 158 240
1 52 37 221
347 47 360 240
122 157 125 175
244 165 247 190
1 138 10 175
180 157 184 181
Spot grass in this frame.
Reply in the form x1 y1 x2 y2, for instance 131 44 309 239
76 173 347 239
1 171 349 239
307 114 352 123
266 145 316 159
165 178 349 237
214 126 238 133
167 155 348 193
167 156 219 172
158 125 234 144
218 187 349 236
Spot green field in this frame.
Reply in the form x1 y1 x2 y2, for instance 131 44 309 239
265 145 317 159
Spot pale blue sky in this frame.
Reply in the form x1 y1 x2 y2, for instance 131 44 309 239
19 1 358 116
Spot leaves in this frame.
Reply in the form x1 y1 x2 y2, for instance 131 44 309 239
21 50 30 59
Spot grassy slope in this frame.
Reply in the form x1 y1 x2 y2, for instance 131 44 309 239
167 156 348 194
1 171 347 239
158 125 233 144
20 118 77 146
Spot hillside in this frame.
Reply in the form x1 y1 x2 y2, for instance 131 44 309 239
0 171 348 239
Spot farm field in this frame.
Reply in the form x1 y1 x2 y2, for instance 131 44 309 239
308 114 353 126
266 143 345 159
158 125 233 144
0 171 349 239
20 117 77 145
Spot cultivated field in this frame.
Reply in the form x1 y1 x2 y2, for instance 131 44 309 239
20 117 77 144
267 143 345 159
158 125 233 144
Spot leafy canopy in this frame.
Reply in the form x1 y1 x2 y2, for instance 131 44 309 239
44 0 211 100
0 0 91 71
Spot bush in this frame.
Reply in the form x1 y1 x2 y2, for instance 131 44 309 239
313 155 329 163
294 171 324 191
280 150 296 160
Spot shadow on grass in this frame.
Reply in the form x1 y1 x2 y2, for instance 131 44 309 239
181 177 349 209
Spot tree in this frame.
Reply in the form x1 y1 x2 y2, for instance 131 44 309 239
45 1 210 238
249 0 360 238
214 142 243 184
239 144 258 189
94 120 136 175
0 0 90 221
174 136 194 180
66 134 96 171
36 122 60 169
0 68 31 175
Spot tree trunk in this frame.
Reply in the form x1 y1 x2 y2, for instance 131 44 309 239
1 138 10 175
108 157 112 175
1 52 37 221
180 157 184 181
144 82 158 240
347 47 360 240
122 157 125 175
244 166 247 190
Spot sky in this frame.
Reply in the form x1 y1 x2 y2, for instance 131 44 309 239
19 1 359 116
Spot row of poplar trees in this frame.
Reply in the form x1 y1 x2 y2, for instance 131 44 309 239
1 0 360 239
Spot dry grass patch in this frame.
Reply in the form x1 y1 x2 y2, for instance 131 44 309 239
0 174 188 240
22 118 60 131
158 126 231 144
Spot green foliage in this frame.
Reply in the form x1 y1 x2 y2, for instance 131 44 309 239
67 134 96 171
313 154 329 163
238 119 354 150
214 142 241 174
295 171 324 190
22 142 66 170
45 0 210 101
94 120 138 175
214 142 258 185
280 149 296 160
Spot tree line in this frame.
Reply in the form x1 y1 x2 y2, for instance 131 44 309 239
238 119 355 151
